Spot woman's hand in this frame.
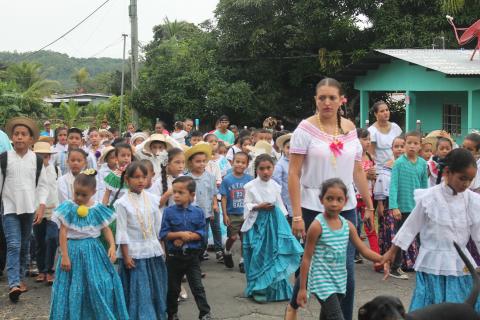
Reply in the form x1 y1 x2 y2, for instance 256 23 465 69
124 255 136 269
108 246 117 263
367 167 376 180
255 202 274 211
292 216 306 239
61 255 71 272
392 209 402 221
296 288 308 308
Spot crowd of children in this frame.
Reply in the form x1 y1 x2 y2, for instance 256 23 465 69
0 107 480 320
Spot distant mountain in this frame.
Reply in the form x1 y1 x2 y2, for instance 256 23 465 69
0 50 123 90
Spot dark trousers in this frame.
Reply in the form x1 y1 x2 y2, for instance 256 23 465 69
318 294 345 320
392 212 409 270
166 254 210 318
33 219 58 274
0 214 6 273
290 208 356 320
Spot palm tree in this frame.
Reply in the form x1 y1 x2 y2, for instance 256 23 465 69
442 0 479 12
2 61 58 96
61 100 82 127
72 67 90 93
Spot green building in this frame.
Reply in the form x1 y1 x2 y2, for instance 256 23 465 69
338 49 480 142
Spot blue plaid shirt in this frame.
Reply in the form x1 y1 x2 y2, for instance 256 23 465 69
160 204 206 253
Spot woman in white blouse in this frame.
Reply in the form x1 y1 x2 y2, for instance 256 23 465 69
285 78 374 320
367 101 403 167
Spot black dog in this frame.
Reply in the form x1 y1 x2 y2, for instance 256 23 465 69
358 242 480 320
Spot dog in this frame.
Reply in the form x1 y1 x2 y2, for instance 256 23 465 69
358 242 480 320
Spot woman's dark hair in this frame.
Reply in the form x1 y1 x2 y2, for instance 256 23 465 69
112 137 127 146
443 148 477 177
74 169 97 190
68 148 88 160
315 77 344 134
356 128 370 139
465 133 480 151
320 178 348 199
124 161 148 180
172 176 196 193
436 137 453 150
161 148 184 194
254 154 274 178
371 101 388 114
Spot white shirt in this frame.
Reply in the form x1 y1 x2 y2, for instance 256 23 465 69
171 130 188 145
226 145 241 161
96 163 113 203
57 172 75 203
470 159 480 191
290 120 363 212
241 177 288 232
115 191 164 259
393 184 480 276
0 150 49 215
36 164 59 219
53 143 68 153
206 160 222 186
368 123 402 167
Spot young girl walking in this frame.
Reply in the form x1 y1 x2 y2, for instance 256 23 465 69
50 169 128 319
384 148 480 311
241 154 303 303
102 143 134 206
427 137 453 187
296 178 387 320
115 162 167 320
58 149 88 203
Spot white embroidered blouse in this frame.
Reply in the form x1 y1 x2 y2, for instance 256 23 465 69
114 190 164 259
393 183 480 276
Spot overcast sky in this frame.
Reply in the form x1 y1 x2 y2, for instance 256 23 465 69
1 0 219 58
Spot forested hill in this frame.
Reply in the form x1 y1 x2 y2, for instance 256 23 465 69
0 50 122 90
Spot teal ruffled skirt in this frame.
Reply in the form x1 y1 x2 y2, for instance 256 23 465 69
49 238 128 320
242 207 303 302
410 271 480 312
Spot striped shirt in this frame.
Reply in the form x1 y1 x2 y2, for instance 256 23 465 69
307 214 349 301
389 154 428 212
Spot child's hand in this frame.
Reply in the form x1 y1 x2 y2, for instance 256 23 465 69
256 202 274 211
296 289 308 308
223 215 230 227
213 204 219 214
379 254 392 280
367 167 376 180
173 239 184 247
392 209 402 220
108 246 117 263
61 256 71 272
124 256 136 269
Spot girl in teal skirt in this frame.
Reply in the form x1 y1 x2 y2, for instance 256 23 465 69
241 154 303 303
50 169 128 320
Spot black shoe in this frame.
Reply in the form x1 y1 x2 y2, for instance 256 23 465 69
201 252 209 261
354 254 363 264
200 313 211 320
168 314 179 320
239 262 245 273
216 251 224 262
224 253 234 268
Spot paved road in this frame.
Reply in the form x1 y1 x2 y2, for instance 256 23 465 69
0 252 414 320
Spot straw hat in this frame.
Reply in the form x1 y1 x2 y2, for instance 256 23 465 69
38 135 54 144
426 130 454 144
98 146 115 163
276 133 292 149
130 132 148 145
5 117 40 142
143 134 174 154
33 141 56 154
250 140 273 157
184 142 213 163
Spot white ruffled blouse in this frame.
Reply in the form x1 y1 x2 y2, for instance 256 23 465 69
393 183 480 276
114 190 164 259
241 177 288 232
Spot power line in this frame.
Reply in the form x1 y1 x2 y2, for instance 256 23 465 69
89 36 123 58
22 0 113 60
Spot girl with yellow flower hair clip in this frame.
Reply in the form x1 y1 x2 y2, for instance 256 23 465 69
50 169 128 319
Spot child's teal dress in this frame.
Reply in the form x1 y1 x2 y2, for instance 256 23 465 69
50 200 129 320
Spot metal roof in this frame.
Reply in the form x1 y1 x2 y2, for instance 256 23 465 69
375 49 480 75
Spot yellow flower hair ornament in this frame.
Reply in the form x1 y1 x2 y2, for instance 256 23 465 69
81 168 97 176
77 205 89 218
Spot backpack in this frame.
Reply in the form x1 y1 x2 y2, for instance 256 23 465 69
0 151 43 200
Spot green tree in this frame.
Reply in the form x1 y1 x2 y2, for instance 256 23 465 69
72 67 90 93
60 100 82 127
1 61 58 97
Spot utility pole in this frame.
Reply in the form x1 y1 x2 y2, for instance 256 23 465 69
119 34 128 134
129 0 139 124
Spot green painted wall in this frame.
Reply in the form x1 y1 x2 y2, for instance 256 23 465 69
355 60 480 92
415 91 467 141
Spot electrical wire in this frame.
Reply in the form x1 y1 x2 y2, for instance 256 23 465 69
22 0 112 60
89 36 124 58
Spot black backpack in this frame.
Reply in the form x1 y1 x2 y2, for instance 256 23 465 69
0 151 43 202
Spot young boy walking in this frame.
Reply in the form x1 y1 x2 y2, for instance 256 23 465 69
389 131 428 279
54 127 96 175
220 152 252 272
1 117 49 302
160 176 211 320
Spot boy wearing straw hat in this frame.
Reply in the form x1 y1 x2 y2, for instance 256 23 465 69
0 117 49 302
32 141 59 285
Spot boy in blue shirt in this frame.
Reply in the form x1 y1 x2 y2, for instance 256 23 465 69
220 152 252 272
160 176 211 320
